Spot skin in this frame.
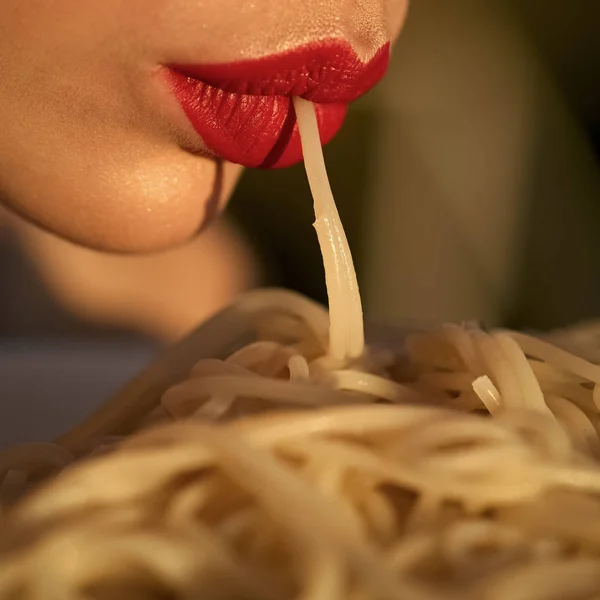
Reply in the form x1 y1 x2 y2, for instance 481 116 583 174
10 212 259 342
0 0 408 341
0 0 408 253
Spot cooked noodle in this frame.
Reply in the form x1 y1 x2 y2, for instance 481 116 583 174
1 101 600 599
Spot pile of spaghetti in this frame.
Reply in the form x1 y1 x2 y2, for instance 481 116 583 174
2 99 600 599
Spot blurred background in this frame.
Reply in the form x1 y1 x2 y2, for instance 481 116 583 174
1 0 599 442
230 0 600 333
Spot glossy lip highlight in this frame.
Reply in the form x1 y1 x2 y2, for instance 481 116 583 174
166 40 390 169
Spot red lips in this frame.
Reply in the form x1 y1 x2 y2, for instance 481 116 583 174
167 40 390 169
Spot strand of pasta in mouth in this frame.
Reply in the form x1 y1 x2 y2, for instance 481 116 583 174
293 96 364 361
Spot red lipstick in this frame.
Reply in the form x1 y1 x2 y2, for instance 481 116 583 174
167 40 390 169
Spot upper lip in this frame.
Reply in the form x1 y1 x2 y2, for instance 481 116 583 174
168 40 390 104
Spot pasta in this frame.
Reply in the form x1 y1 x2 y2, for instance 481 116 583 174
1 100 600 599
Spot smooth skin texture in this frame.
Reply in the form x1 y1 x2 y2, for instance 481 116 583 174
0 0 408 252
0 0 407 341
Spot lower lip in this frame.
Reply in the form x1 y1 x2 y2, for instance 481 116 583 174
167 73 347 169
166 42 389 169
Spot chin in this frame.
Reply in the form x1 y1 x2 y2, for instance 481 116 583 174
8 154 244 255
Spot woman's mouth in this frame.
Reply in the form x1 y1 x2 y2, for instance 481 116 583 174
166 40 390 169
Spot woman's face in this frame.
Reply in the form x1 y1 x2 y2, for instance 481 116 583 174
0 0 408 252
